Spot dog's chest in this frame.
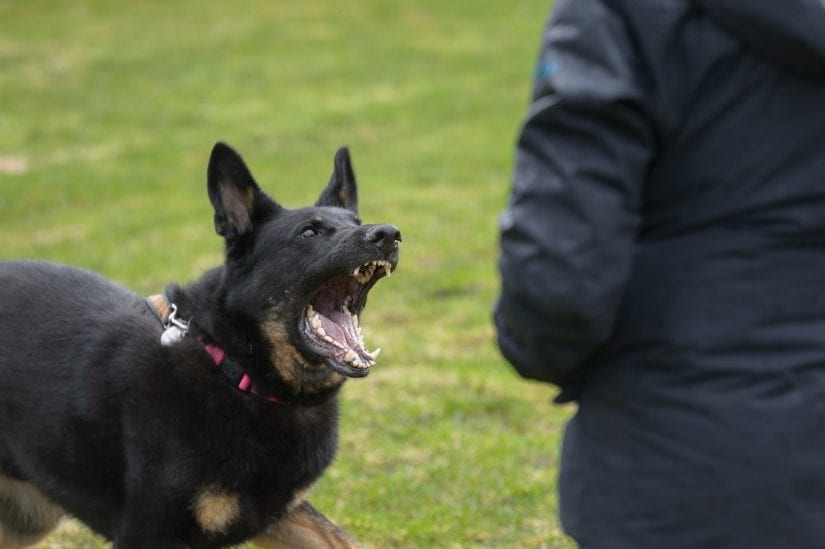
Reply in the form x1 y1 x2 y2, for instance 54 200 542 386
179 403 340 543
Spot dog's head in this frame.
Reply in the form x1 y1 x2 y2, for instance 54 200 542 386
206 142 400 396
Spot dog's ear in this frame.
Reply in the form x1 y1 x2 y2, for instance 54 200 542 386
207 142 278 240
316 146 358 214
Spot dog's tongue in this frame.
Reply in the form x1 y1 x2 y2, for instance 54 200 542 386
319 309 361 351
307 303 377 367
306 278 382 369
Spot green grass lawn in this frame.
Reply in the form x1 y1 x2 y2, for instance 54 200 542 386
0 1 575 546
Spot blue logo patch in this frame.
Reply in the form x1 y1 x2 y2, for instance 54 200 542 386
535 61 560 79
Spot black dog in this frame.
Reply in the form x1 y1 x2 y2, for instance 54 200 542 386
0 143 400 548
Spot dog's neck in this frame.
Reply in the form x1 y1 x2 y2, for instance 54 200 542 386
200 341 283 404
162 267 344 407
146 291 284 404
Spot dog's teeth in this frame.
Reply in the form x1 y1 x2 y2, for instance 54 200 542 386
353 263 372 283
309 312 322 330
367 348 381 360
344 349 357 363
352 260 393 283
322 335 344 349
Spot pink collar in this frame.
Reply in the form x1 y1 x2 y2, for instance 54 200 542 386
201 342 282 404
145 293 281 404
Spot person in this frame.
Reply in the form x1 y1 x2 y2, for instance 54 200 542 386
494 0 825 547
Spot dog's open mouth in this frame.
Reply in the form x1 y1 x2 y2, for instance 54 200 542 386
301 259 395 377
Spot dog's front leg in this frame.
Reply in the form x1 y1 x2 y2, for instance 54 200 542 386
254 500 361 549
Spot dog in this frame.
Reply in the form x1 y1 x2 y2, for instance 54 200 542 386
0 142 400 548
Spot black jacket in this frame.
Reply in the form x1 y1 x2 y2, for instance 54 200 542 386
495 0 825 546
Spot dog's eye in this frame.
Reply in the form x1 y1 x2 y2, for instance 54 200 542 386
301 226 318 238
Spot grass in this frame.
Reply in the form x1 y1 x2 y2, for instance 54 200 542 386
0 1 576 546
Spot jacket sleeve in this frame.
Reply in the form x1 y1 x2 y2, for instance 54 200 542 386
494 0 657 399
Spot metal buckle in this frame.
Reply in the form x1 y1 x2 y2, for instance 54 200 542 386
160 304 190 346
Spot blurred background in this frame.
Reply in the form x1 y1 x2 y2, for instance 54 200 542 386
0 1 575 546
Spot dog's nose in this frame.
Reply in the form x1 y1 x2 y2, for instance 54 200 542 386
365 224 402 253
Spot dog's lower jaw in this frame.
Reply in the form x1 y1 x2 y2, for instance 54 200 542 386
262 318 347 397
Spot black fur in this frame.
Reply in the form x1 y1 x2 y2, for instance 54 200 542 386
0 143 400 548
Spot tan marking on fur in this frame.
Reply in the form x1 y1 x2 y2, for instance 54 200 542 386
287 488 309 513
220 184 255 234
261 318 305 385
254 500 360 549
192 486 240 534
146 294 171 323
0 474 64 548
261 318 346 394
